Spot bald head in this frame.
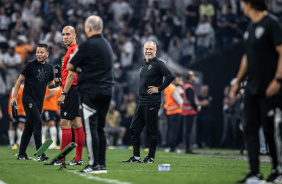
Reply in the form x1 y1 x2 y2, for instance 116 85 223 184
62 26 76 48
85 15 103 32
63 26 75 34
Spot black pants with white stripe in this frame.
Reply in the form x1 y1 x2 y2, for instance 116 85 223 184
80 93 111 167
19 101 42 155
244 93 282 174
130 104 159 158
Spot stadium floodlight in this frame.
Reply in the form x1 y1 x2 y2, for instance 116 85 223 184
34 139 53 157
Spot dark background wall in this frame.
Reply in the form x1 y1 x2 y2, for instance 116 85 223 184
190 42 244 147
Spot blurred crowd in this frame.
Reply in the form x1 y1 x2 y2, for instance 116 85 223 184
1 0 282 148
2 0 282 94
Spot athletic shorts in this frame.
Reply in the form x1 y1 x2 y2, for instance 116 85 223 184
105 126 123 134
41 110 57 122
60 85 80 120
11 115 27 124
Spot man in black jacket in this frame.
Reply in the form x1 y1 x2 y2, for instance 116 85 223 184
123 41 174 163
67 16 114 173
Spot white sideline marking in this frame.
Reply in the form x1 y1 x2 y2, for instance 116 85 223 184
14 154 131 184
67 170 132 184
0 180 8 184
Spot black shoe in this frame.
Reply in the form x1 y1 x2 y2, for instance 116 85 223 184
80 165 107 173
266 169 282 182
100 165 106 170
17 153 30 160
122 156 141 163
37 154 49 162
236 171 263 183
142 156 154 163
67 158 83 165
44 159 65 165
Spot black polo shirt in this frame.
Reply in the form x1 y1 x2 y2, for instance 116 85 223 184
138 57 174 106
243 13 282 95
69 34 114 96
21 59 54 106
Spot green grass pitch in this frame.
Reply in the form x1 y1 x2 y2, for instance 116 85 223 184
0 146 272 184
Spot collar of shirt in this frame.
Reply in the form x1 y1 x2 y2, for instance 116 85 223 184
88 34 103 39
143 57 157 64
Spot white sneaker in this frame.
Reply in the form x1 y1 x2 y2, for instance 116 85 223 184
164 148 170 153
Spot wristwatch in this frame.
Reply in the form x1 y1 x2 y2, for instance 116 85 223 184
61 91 67 95
275 78 282 84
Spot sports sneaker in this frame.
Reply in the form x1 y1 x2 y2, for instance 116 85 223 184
122 156 141 163
67 158 83 165
266 169 282 183
142 156 154 163
236 171 263 183
100 165 106 170
11 144 18 150
164 148 170 153
8 144 14 148
17 153 30 160
44 159 65 165
37 154 49 162
80 165 107 174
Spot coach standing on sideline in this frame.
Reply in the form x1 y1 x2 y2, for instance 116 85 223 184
10 44 60 160
230 0 282 183
67 16 114 173
123 41 174 163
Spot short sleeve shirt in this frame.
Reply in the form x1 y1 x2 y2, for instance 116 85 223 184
21 59 54 106
243 13 282 95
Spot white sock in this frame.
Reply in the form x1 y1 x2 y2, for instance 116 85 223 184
49 126 57 146
16 128 23 145
42 125 48 143
117 138 123 145
8 130 15 145
134 156 140 160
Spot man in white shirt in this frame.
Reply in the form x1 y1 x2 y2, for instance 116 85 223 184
3 47 21 90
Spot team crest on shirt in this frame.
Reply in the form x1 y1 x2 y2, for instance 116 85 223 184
243 31 249 40
37 68 46 81
255 26 265 39
29 103 32 108
148 65 152 70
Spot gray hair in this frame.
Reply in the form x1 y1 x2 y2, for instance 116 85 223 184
144 41 157 50
85 16 103 32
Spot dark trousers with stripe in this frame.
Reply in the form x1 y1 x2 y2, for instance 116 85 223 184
244 93 281 173
19 101 42 155
80 93 111 167
130 104 159 158
167 114 181 151
183 114 196 152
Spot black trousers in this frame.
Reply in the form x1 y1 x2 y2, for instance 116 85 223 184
130 104 159 158
183 114 196 152
19 101 42 155
244 93 281 173
197 113 210 147
80 93 111 167
167 114 181 151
